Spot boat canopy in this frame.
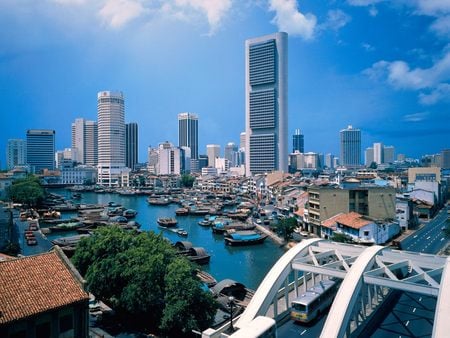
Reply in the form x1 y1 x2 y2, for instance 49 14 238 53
228 231 260 241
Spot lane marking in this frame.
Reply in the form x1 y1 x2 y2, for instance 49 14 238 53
300 329 307 335
413 308 416 313
406 320 410 327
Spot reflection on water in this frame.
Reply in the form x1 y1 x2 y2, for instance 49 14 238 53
49 189 285 289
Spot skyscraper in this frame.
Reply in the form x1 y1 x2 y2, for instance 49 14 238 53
126 122 138 170
206 144 220 167
245 32 288 176
383 146 395 164
373 142 383 165
224 142 238 167
6 139 26 170
178 113 198 160
292 129 304 153
97 91 129 186
71 118 98 166
26 129 55 173
365 147 374 166
340 125 361 167
441 149 450 169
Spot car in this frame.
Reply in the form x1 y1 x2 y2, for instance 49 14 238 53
256 219 262 224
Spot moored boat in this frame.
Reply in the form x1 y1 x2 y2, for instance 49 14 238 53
175 207 189 216
147 197 171 205
157 217 178 227
224 230 267 246
123 209 138 218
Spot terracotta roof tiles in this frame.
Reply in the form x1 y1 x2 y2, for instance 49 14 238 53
0 250 89 324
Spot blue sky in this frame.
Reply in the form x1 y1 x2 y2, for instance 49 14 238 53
1 0 449 167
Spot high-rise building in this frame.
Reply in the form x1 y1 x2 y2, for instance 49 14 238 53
292 129 304 153
6 139 26 170
26 130 55 173
157 142 181 175
71 118 98 166
441 149 450 169
97 91 129 187
207 144 220 167
178 113 198 160
245 32 288 176
373 142 383 165
325 153 334 169
365 147 374 166
383 146 395 164
340 125 361 167
126 123 138 170
224 142 238 167
239 132 246 151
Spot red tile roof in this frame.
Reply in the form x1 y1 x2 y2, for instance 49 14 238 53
0 249 89 324
335 212 372 229
322 213 345 229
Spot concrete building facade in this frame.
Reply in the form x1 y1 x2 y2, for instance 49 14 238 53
245 32 288 176
340 125 361 167
6 139 26 170
178 112 198 160
26 129 55 173
126 122 138 170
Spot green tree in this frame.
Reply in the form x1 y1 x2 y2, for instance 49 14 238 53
7 175 45 207
180 174 195 188
274 217 297 241
160 259 218 337
331 233 354 243
72 226 216 335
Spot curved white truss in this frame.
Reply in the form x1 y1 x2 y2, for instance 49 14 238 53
320 245 385 338
235 238 323 329
432 256 450 338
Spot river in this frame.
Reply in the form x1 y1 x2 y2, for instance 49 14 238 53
47 189 286 290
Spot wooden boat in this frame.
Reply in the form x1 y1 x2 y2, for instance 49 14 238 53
157 217 178 227
212 219 255 234
224 230 267 246
196 270 217 287
175 208 189 216
198 220 212 227
147 197 171 205
185 247 211 265
123 209 138 218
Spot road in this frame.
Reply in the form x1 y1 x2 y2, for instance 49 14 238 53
277 206 449 337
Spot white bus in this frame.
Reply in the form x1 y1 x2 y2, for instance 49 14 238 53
229 316 277 338
291 279 338 323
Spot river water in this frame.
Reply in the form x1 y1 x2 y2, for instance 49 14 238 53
48 189 285 290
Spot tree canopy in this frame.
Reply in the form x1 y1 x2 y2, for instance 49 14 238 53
7 175 45 207
72 227 217 336
331 232 354 243
273 217 297 241
180 174 195 188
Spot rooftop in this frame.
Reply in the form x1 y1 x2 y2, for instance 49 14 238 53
0 248 89 324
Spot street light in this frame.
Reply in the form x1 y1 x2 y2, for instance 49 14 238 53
228 295 235 332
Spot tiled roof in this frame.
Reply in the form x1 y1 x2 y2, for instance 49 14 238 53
335 212 372 229
0 250 89 324
322 213 345 229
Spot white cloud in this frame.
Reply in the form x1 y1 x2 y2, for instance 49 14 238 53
419 83 450 105
174 0 232 35
414 0 450 16
346 0 384 5
403 112 429 122
99 0 145 29
269 0 317 40
323 9 351 31
361 42 375 51
369 6 378 16
364 52 450 90
430 15 450 37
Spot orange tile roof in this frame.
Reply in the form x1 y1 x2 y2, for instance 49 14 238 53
322 213 345 229
0 250 89 324
335 212 372 229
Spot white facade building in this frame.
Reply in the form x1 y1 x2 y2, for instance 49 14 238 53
71 118 98 165
245 32 288 176
157 142 181 175
97 91 129 187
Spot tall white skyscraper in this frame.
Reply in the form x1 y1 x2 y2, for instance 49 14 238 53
6 139 26 170
245 32 288 176
340 125 361 167
97 91 129 186
206 144 220 167
178 113 198 160
71 118 98 165
373 142 383 165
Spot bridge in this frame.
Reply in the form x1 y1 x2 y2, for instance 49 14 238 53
201 238 450 338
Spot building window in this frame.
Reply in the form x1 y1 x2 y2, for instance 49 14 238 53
364 230 369 236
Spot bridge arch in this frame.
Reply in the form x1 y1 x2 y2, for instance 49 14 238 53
235 238 322 329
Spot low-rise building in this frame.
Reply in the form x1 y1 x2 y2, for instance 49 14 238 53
0 248 89 337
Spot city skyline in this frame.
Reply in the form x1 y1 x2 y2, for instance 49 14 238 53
1 1 450 167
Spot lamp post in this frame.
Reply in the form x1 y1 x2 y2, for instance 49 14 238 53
228 295 235 332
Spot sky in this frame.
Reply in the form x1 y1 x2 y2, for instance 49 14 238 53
1 0 449 167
